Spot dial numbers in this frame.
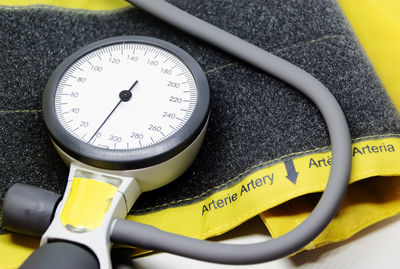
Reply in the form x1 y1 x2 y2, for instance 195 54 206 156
55 43 197 150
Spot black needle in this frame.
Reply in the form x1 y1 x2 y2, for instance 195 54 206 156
88 80 139 144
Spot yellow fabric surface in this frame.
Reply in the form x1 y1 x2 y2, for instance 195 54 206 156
338 0 400 109
262 177 400 252
0 0 128 11
0 234 39 269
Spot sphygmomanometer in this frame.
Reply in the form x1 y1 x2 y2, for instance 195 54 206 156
2 0 352 268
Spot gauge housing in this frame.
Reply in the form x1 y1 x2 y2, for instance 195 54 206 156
43 36 210 172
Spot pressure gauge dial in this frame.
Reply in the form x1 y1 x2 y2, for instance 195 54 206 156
43 36 209 178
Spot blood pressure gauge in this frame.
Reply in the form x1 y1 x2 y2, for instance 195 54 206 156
43 36 210 191
16 36 211 269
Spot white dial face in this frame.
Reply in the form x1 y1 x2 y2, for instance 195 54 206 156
54 43 197 150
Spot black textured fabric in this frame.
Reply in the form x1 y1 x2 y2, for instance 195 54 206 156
1 0 400 235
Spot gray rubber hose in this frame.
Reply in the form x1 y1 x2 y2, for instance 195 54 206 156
2 183 61 236
19 242 99 269
111 0 353 264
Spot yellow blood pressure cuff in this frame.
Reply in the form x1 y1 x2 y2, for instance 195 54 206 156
1 0 400 266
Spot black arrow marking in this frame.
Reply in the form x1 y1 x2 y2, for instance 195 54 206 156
284 159 299 185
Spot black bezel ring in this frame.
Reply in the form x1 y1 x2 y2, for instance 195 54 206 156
43 36 210 170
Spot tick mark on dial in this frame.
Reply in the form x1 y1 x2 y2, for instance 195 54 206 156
97 144 109 149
